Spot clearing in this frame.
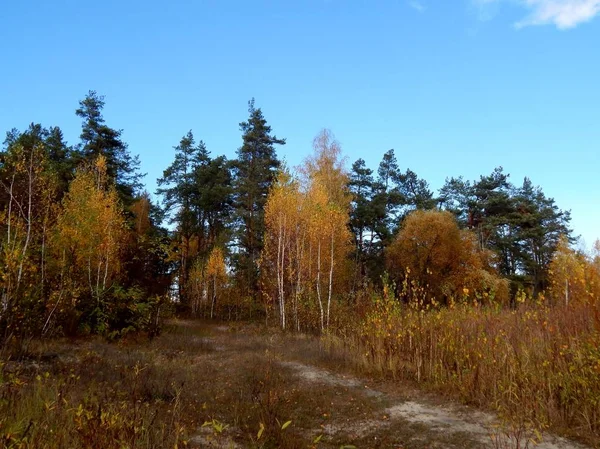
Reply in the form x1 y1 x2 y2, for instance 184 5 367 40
184 322 587 449
1 320 590 449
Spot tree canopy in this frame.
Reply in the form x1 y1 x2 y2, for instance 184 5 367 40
0 91 587 343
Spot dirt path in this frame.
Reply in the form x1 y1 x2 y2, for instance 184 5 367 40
188 323 589 449
278 359 582 449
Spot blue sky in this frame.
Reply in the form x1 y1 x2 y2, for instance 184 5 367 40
1 0 598 246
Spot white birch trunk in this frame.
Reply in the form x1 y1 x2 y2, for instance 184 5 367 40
327 228 334 329
316 239 324 332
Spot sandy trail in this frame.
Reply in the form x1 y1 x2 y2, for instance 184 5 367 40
280 358 585 449
195 324 589 449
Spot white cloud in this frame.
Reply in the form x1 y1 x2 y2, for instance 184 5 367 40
473 0 600 29
408 0 426 12
517 0 600 28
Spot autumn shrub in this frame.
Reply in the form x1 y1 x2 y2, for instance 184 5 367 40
104 289 171 339
0 149 173 346
387 209 510 306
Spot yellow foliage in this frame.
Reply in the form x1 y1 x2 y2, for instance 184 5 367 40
261 132 354 331
187 246 228 318
206 246 227 281
548 236 589 306
55 157 125 302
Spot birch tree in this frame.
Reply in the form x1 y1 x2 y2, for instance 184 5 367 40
55 156 125 331
547 236 586 306
0 142 56 340
262 170 301 329
206 246 227 319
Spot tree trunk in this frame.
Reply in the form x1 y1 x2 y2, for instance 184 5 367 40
211 275 217 319
327 229 334 329
316 239 324 332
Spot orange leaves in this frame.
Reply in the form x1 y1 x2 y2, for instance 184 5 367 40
206 246 227 319
387 210 508 306
206 246 227 282
302 130 352 211
130 194 152 236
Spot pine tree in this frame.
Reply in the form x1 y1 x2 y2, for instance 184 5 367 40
75 90 143 203
233 99 285 298
349 158 374 284
157 131 233 310
439 170 571 298
372 150 403 245
514 178 571 296
348 150 435 285
398 169 436 212
190 154 234 255
157 131 207 307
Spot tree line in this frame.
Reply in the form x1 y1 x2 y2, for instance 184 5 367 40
0 91 168 342
1 91 596 342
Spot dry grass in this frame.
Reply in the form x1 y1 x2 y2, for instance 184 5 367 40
0 320 375 449
3 309 597 448
323 295 600 447
0 321 210 448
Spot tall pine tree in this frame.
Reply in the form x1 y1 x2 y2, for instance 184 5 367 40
349 158 375 283
157 131 233 310
233 99 285 298
75 90 143 203
157 131 207 307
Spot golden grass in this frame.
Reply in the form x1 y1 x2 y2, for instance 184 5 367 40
324 295 600 446
0 321 357 449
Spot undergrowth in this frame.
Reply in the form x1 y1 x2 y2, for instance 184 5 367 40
0 321 340 449
324 289 600 447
